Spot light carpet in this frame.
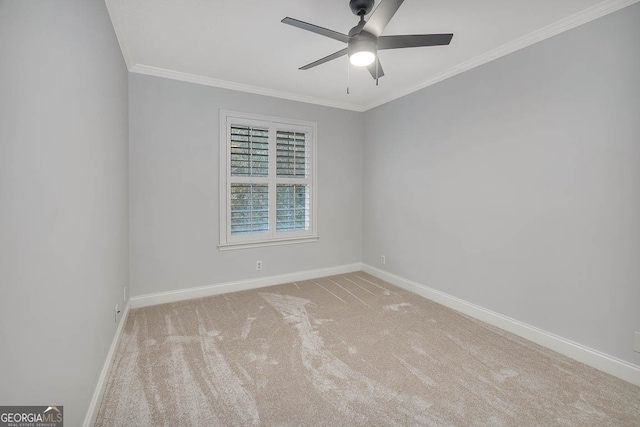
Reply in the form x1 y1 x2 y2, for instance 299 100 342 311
96 272 640 426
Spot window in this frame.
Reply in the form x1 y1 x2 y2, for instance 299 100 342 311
219 111 317 250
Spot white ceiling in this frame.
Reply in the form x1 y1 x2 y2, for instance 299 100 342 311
106 0 636 111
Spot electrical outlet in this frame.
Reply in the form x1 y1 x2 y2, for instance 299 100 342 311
256 260 263 271
115 304 121 323
634 332 640 353
381 255 386 265
123 286 127 302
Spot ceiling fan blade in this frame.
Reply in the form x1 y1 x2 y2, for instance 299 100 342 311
378 34 453 50
367 59 385 79
282 17 349 43
299 48 349 70
362 0 405 37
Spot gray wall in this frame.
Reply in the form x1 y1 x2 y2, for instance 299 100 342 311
363 3 640 366
0 1 129 425
129 74 363 296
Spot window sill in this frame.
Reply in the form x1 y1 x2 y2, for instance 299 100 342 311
218 236 319 251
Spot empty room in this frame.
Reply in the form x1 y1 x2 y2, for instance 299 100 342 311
1 0 639 425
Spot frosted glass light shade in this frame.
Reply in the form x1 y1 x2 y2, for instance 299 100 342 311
349 50 376 66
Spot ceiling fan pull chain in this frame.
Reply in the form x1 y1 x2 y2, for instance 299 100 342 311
347 60 351 94
376 56 379 86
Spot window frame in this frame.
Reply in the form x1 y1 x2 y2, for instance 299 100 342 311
219 110 318 250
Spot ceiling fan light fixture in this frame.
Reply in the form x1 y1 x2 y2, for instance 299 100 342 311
350 50 376 66
348 33 377 67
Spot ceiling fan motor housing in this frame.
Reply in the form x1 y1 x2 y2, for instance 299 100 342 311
349 31 377 55
348 31 377 65
349 0 375 16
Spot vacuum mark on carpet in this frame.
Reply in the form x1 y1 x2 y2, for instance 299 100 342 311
353 274 400 296
384 303 412 312
260 291 442 425
241 316 256 340
329 278 374 310
312 280 346 303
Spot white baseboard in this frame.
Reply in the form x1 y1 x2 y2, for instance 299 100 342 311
130 263 362 308
362 264 640 387
83 300 131 427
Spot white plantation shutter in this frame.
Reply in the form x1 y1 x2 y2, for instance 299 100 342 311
276 184 309 231
220 111 317 249
230 183 269 235
229 125 270 236
276 130 308 178
230 125 269 177
276 129 311 232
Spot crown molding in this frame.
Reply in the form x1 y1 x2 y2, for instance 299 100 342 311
361 0 640 111
129 64 365 112
104 0 134 69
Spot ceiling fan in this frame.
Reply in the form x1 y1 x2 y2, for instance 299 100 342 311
282 0 453 84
